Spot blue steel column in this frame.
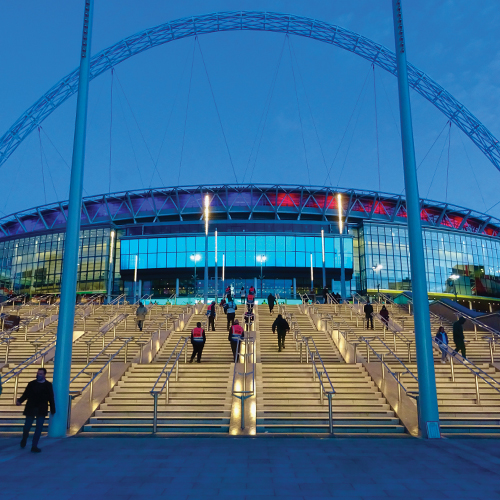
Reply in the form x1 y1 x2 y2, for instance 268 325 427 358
49 0 94 437
204 235 208 304
392 0 440 437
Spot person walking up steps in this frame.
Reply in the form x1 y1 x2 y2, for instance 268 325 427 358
244 305 255 332
267 293 276 315
135 302 148 332
207 301 216 331
453 317 467 359
240 287 246 304
226 297 237 331
272 314 290 352
16 367 56 453
228 319 244 360
364 300 374 330
246 291 255 311
435 326 449 363
190 321 206 363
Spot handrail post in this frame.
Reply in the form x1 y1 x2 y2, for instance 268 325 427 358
407 343 412 363
13 374 19 403
124 342 128 363
328 393 333 435
241 397 245 430
366 344 370 363
475 374 481 404
319 373 323 403
489 340 494 364
153 392 158 433
381 354 385 379
165 380 169 404
450 355 455 382
299 342 303 363
397 372 402 401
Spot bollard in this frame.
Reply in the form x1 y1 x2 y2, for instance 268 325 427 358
327 393 334 435
153 392 159 433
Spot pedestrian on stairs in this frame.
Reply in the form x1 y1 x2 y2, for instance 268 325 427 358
453 317 467 359
240 287 246 304
220 297 227 314
379 305 389 327
228 319 244 360
267 293 276 315
364 300 374 330
190 321 206 363
244 305 255 332
272 314 290 352
435 326 449 363
322 287 328 304
226 298 237 331
16 368 56 453
135 302 148 332
225 285 231 300
247 291 255 311
207 301 216 331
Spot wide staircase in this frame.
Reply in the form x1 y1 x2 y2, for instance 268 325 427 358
82 304 233 434
323 300 500 435
256 304 405 434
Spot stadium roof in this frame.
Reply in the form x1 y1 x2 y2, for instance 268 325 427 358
0 184 498 240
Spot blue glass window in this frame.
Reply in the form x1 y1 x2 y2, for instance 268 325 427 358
157 253 166 268
158 238 167 253
167 253 176 268
129 240 138 255
121 240 130 255
167 238 176 252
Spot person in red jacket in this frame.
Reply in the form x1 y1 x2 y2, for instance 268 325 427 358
190 322 206 363
228 319 244 361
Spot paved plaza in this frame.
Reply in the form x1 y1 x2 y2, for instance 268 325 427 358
0 436 499 499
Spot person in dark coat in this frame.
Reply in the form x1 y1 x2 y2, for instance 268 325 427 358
453 317 467 358
379 305 389 327
267 293 276 315
272 314 290 352
16 367 56 453
364 300 374 330
322 288 328 304
435 326 449 363
207 301 216 331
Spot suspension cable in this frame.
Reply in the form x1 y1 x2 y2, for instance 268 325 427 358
196 37 238 183
109 68 114 193
373 64 381 192
178 37 197 186
289 38 331 185
287 36 311 185
426 121 450 198
114 70 165 186
247 36 287 184
323 66 372 186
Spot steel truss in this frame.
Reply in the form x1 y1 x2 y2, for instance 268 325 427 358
0 184 498 240
0 11 499 173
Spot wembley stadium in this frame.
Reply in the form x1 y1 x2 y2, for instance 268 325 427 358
0 183 498 309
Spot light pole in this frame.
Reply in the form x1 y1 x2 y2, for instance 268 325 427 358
134 254 138 302
256 255 266 297
310 253 314 292
190 254 201 297
214 228 218 302
107 230 115 304
50 0 94 438
392 0 440 438
338 193 346 302
372 264 383 298
321 228 326 290
204 194 209 304
449 274 459 301
222 253 225 294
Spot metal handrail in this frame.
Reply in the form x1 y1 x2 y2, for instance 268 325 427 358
358 335 418 399
434 338 500 401
150 336 190 433
108 293 126 306
80 313 129 346
70 336 133 393
231 337 256 430
1 339 57 385
132 294 153 306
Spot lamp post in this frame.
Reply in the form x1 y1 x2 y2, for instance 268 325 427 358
134 255 138 302
50 0 94 438
256 255 266 297
321 228 326 289
310 253 314 292
392 0 440 438
204 194 209 304
190 254 201 297
338 193 347 302
107 230 115 304
222 253 225 294
449 274 459 301
372 264 383 298
214 228 218 302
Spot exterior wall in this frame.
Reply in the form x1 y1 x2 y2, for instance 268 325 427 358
362 222 500 298
0 228 111 294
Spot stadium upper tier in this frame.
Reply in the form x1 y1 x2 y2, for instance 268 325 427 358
0 184 498 239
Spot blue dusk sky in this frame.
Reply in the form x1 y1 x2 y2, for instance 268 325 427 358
0 1 499 218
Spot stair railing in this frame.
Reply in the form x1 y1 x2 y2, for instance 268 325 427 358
433 338 500 404
358 335 418 402
299 336 335 434
231 337 256 430
1 339 57 402
150 336 190 433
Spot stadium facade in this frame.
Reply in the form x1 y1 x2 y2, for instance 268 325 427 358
0 184 499 306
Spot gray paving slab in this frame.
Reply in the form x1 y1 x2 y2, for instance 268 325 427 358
0 437 499 499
